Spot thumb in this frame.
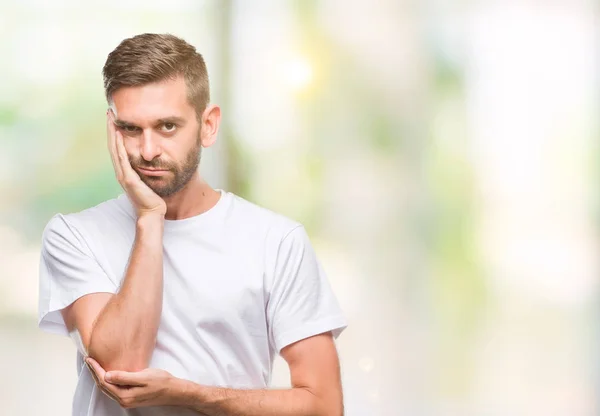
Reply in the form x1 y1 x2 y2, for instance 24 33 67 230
105 370 146 387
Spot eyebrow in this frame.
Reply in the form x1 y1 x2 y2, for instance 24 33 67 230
114 119 138 129
114 117 187 128
156 117 186 125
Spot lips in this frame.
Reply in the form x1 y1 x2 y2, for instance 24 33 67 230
137 167 169 176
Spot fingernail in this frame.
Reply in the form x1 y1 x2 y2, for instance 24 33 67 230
105 373 112 382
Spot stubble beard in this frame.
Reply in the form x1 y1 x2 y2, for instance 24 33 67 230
132 133 202 198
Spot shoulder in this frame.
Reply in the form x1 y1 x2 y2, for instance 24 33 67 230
42 195 131 247
225 191 304 243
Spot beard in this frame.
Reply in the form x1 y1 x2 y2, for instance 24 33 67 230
129 134 202 198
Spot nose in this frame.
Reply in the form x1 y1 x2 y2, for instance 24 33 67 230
139 130 162 162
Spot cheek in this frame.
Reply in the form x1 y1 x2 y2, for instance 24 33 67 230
122 137 133 151
169 132 199 158
122 138 139 158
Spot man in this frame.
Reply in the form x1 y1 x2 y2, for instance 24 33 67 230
38 33 346 416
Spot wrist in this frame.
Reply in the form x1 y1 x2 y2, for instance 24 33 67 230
171 378 203 410
135 215 164 242
136 213 164 229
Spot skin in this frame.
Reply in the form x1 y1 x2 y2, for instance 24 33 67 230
86 332 343 415
109 75 222 219
62 75 344 415
61 76 221 373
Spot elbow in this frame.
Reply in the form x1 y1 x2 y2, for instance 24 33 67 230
321 394 344 416
87 334 150 372
87 347 149 372
88 354 149 373
303 388 343 416
322 402 343 416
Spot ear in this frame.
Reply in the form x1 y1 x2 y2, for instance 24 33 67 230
199 104 221 148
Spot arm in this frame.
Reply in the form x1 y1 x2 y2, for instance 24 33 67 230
180 333 343 416
61 109 167 372
88 332 343 415
62 213 164 371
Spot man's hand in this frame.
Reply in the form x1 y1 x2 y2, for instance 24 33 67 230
86 357 179 409
87 333 343 416
107 109 166 218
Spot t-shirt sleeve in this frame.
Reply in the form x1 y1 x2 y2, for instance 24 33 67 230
267 225 347 353
38 214 118 337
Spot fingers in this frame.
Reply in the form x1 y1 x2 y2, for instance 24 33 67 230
107 110 123 181
100 383 123 404
86 357 141 408
114 129 137 180
106 109 142 189
106 371 147 387
86 357 106 379
86 358 121 401
87 361 101 385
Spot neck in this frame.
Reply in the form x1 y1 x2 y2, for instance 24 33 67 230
161 173 220 220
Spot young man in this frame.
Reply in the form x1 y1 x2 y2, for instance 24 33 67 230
38 33 346 416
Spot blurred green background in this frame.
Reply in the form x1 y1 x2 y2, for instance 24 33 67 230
0 0 598 415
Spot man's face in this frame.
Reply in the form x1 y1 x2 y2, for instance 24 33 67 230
110 76 202 198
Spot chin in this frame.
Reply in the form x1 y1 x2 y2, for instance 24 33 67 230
152 185 181 198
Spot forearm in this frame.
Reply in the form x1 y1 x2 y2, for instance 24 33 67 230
88 214 164 371
175 380 340 416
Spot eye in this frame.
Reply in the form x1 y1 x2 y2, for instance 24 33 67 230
122 125 139 133
162 123 177 133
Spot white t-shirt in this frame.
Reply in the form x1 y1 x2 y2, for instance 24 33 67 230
38 190 347 416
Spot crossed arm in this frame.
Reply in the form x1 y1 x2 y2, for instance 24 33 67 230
57 110 343 414
85 332 343 416
61 215 343 415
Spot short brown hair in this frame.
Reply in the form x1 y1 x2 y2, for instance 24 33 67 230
102 33 210 118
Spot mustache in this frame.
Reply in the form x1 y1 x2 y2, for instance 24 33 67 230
129 157 175 170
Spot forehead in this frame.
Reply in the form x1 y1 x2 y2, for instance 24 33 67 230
111 76 194 123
